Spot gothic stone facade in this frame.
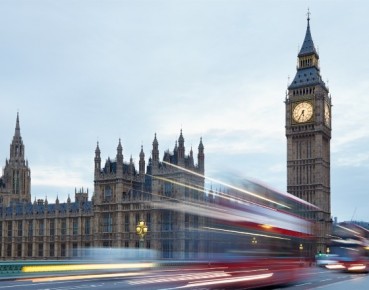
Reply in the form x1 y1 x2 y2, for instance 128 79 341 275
0 115 208 260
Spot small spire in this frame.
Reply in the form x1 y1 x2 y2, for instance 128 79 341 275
95 141 100 153
198 137 204 150
298 9 317 57
178 129 184 145
153 133 158 144
140 145 145 158
117 138 123 160
14 112 21 137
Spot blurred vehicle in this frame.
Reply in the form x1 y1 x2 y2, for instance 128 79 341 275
326 238 369 272
315 253 339 267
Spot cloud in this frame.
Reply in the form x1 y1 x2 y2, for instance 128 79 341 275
335 153 369 168
1 1 369 222
32 165 90 188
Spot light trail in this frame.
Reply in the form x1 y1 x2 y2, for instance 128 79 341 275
20 271 145 282
174 273 274 288
22 262 156 273
162 161 291 209
203 226 291 240
128 271 230 285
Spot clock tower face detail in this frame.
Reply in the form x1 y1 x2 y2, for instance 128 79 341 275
285 14 332 254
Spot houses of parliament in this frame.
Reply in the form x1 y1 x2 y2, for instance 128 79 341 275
0 113 208 260
0 14 332 260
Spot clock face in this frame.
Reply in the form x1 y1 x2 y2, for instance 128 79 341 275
324 102 330 127
292 101 313 123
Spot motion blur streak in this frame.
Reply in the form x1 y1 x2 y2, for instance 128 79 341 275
152 175 283 211
128 271 230 285
204 226 291 241
326 264 345 270
336 224 362 236
21 271 145 282
175 273 274 288
162 161 290 209
347 264 366 271
22 262 156 272
151 175 204 194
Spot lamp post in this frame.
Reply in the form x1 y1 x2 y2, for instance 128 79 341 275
136 220 148 249
299 243 304 263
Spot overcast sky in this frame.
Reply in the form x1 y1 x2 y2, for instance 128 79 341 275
0 0 368 222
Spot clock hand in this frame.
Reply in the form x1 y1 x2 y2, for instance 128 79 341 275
298 110 305 121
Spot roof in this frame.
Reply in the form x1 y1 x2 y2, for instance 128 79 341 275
102 159 138 176
298 19 318 57
288 67 326 90
0 201 93 217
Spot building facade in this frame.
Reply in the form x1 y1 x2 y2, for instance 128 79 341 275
285 14 332 253
93 130 207 259
0 115 208 260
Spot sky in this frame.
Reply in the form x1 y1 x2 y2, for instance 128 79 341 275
0 0 368 222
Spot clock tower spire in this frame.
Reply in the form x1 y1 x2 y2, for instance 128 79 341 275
285 12 332 255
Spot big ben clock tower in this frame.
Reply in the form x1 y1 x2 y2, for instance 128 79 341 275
285 13 332 254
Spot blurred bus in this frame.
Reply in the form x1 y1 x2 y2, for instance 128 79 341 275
149 170 318 288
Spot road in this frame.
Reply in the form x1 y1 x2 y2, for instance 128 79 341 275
277 267 369 289
0 267 368 289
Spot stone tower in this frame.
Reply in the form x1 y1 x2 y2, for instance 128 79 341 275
0 113 31 205
285 13 332 254
92 130 206 258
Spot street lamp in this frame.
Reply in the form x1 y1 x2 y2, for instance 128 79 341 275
136 220 148 248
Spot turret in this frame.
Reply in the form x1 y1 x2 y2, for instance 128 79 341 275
129 155 134 175
10 112 25 161
116 139 123 177
189 146 194 167
197 137 204 173
152 133 159 167
75 187 89 203
2 113 31 204
177 130 185 166
94 142 101 177
139 145 145 175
